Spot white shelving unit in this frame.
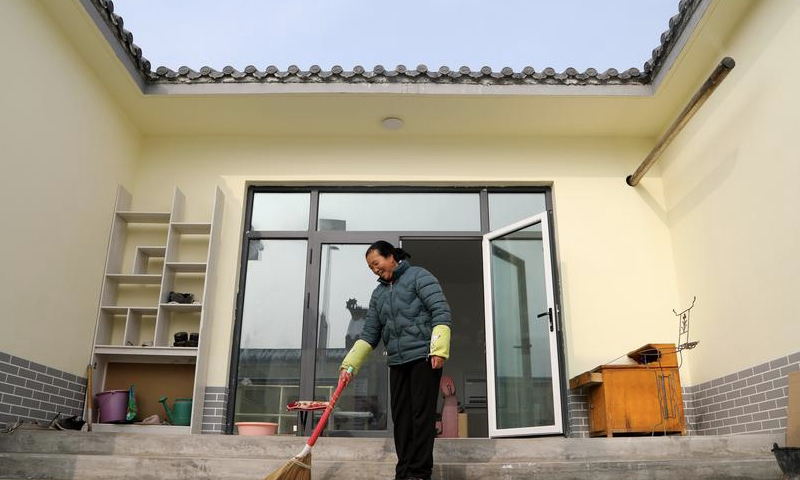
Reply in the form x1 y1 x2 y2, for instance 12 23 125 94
89 185 223 434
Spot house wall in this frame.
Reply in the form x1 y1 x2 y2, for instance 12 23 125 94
5 0 795 439
0 1 139 427
660 0 800 385
658 0 800 435
128 134 681 433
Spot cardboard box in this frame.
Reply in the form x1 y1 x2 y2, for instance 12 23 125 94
788 371 800 447
458 413 469 438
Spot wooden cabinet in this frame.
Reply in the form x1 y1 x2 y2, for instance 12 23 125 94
570 344 685 437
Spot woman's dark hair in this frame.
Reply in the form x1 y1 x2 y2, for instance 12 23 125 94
366 240 411 261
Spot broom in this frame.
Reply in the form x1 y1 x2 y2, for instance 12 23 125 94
263 366 353 480
85 364 93 432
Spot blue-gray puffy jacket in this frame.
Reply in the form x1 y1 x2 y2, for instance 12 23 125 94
360 261 451 366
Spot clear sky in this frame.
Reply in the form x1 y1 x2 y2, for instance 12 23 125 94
113 1 680 72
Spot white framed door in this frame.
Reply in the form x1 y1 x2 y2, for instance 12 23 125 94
482 212 562 437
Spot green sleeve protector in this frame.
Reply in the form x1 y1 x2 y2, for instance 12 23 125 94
340 339 373 375
430 325 451 360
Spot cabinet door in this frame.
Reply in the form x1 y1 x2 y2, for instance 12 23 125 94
588 386 607 435
604 368 684 434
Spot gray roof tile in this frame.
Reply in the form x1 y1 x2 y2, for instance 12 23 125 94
89 0 701 87
644 0 703 78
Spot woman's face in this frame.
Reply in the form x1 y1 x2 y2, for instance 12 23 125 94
366 250 398 282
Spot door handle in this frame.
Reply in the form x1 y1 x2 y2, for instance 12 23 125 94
537 308 554 332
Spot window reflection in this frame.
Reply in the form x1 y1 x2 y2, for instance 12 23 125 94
251 193 310 231
488 193 546 231
490 224 555 429
235 240 308 434
315 244 388 431
318 193 480 231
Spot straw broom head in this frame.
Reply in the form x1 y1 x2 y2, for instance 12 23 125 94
263 453 311 480
264 365 350 480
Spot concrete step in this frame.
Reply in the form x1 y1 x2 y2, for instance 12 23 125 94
0 430 784 461
0 431 785 480
0 452 782 480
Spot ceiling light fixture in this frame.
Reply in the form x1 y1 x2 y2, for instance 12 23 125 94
381 117 404 130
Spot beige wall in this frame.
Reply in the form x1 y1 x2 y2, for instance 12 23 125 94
661 0 800 384
131 135 681 387
0 1 140 374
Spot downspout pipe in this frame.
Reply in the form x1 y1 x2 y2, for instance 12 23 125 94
626 57 736 187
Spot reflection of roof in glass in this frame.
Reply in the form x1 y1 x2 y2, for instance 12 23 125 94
239 348 346 365
88 0 703 86
237 349 348 383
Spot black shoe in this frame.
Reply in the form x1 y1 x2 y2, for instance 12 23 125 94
53 415 85 431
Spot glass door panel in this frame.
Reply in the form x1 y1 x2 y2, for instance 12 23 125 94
315 244 389 433
317 193 481 231
235 239 308 434
482 213 562 436
251 193 311 231
488 193 546 231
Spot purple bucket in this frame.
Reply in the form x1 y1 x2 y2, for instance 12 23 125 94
95 389 128 423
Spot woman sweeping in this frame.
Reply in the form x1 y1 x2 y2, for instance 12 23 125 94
340 240 452 480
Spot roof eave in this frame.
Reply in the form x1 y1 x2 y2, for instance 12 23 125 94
83 0 707 95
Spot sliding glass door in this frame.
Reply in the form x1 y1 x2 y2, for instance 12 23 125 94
235 239 308 434
312 243 390 433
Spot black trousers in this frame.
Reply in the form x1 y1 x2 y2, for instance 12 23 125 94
390 357 442 480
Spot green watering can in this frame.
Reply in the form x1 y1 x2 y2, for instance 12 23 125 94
159 396 192 426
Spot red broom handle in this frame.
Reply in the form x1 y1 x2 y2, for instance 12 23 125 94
306 367 351 447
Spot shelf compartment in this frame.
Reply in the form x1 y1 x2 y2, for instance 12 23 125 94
96 310 127 346
115 285 161 308
124 309 156 347
155 307 201 348
133 246 167 274
171 222 211 234
103 362 195 428
93 346 198 363
165 262 207 273
117 212 171 223
106 274 162 284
